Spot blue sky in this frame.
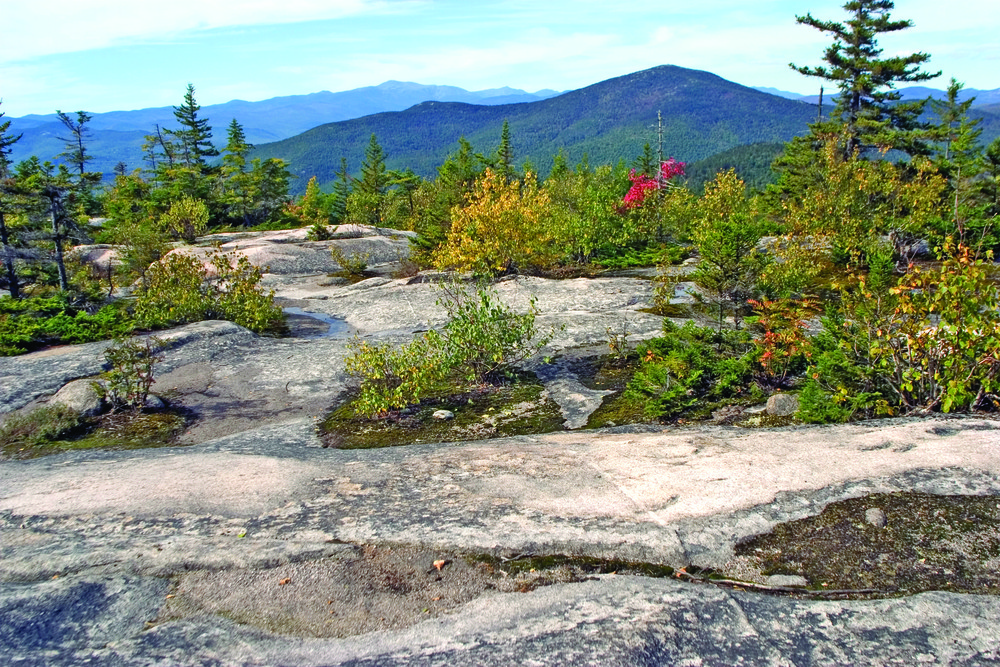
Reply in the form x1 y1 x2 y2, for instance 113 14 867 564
2 0 998 117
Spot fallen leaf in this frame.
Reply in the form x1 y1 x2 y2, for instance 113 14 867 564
433 560 447 571
432 596 441 601
279 577 291 585
165 594 175 599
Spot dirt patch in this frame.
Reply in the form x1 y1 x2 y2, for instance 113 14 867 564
731 492 1000 597
157 545 596 638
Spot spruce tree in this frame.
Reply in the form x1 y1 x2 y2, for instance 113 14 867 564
0 103 23 297
790 0 939 157
331 157 351 224
0 103 21 178
495 120 515 183
56 111 93 177
172 84 218 169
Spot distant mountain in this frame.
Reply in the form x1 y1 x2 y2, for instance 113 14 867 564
751 87 811 101
5 81 561 175
793 85 1000 107
254 65 824 193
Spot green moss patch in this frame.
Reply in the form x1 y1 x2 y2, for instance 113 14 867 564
735 492 1000 598
319 373 565 449
0 407 190 461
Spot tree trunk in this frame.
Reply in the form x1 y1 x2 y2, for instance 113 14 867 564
49 196 69 292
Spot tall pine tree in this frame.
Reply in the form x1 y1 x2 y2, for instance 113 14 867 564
790 0 939 157
0 103 23 297
172 84 218 169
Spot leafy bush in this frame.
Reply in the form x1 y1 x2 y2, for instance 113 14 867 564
437 282 555 384
161 196 209 243
134 250 283 333
433 169 560 274
344 333 448 418
330 246 371 277
343 282 555 417
99 336 164 412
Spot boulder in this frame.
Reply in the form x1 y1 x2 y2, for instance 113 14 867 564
766 393 799 417
50 379 105 417
865 507 888 528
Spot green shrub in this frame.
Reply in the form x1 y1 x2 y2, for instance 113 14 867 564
0 296 135 356
134 250 283 333
344 333 448 417
0 405 82 458
796 378 852 424
307 223 333 241
343 282 556 418
437 282 555 384
99 336 164 412
623 320 758 419
330 246 371 277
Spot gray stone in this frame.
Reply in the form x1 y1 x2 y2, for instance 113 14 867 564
50 379 105 417
766 574 809 588
865 507 888 528
144 394 166 410
432 409 455 420
766 393 799 416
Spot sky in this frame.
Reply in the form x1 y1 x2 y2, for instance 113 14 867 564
1 0 998 117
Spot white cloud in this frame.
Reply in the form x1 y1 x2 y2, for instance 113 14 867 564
0 0 415 63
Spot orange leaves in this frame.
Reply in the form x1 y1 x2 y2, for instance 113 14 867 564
433 169 558 274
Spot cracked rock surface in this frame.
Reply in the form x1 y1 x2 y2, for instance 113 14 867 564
2 261 1000 665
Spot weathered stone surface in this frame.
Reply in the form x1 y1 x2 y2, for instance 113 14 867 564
866 507 888 528
50 379 104 417
432 409 454 420
2 415 1000 664
165 224 416 276
767 392 799 416
766 574 809 587
4 236 1000 664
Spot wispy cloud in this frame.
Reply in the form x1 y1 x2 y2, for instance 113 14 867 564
0 0 415 62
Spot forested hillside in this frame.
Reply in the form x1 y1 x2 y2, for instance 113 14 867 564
253 65 822 191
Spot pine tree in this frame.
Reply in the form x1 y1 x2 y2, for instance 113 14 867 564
790 0 939 157
331 158 351 224
221 119 256 225
495 120 515 183
56 111 93 177
0 103 23 297
632 143 658 178
357 134 389 226
0 103 21 178
172 84 218 169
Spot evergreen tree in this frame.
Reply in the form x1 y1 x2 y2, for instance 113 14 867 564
790 0 939 157
930 79 984 242
495 119 515 183
550 148 570 180
331 157 351 224
0 103 24 297
356 134 389 226
632 142 658 178
0 103 21 178
56 111 93 177
172 84 218 169
359 134 388 196
221 119 255 224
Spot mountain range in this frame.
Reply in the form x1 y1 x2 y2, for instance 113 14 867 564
6 67 1000 193
5 82 560 175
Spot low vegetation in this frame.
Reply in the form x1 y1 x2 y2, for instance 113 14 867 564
0 0 998 431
